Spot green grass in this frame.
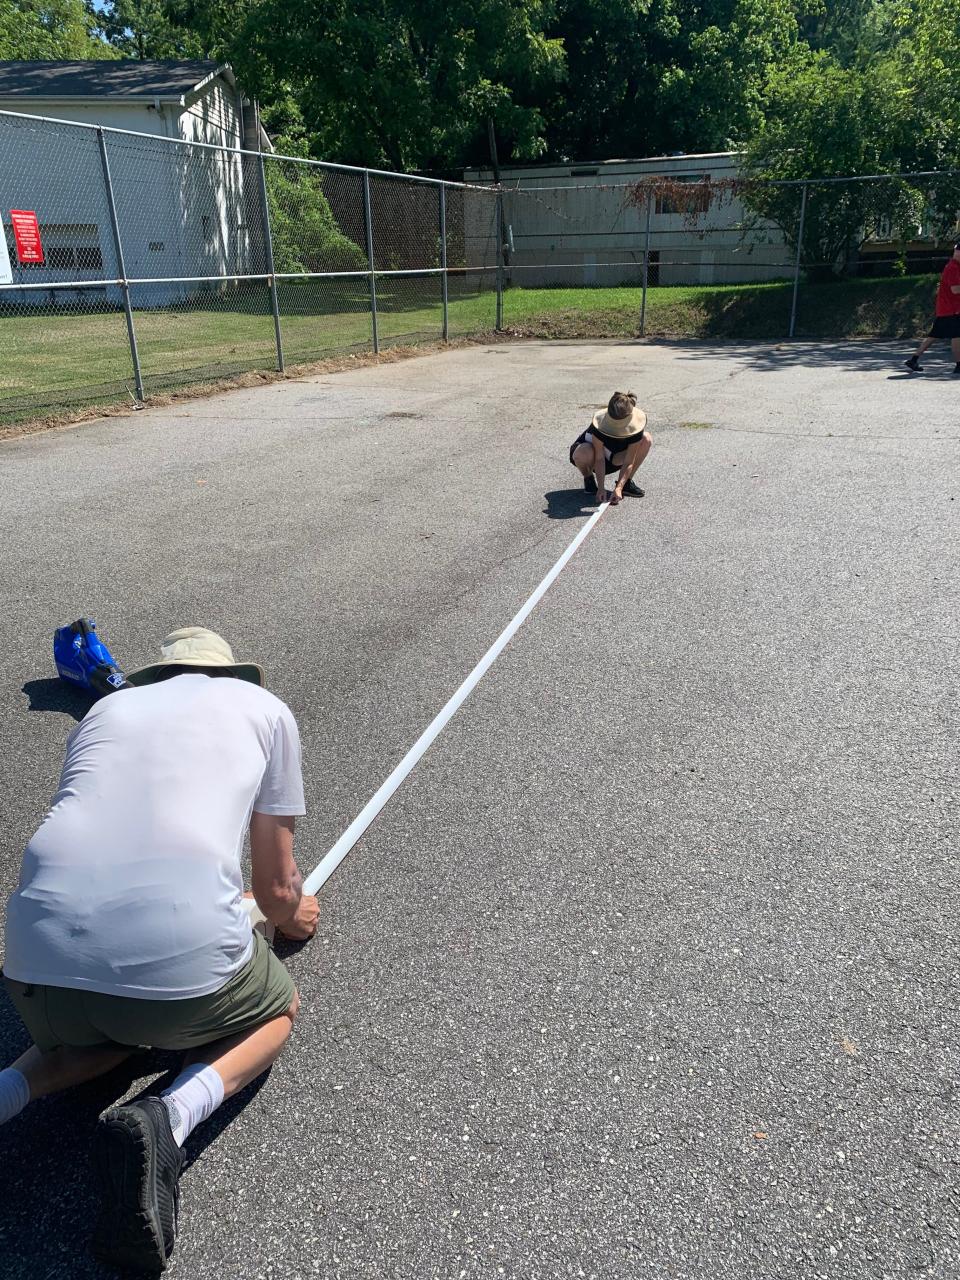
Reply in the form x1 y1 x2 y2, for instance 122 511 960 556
500 274 936 341
0 282 499 423
0 273 937 426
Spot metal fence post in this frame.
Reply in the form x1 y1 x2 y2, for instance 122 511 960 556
96 127 144 402
439 183 449 342
257 153 285 372
363 170 380 354
495 191 505 331
640 192 653 337
789 182 809 340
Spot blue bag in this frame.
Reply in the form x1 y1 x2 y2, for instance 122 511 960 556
54 618 130 696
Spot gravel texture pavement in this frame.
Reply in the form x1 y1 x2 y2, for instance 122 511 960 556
0 339 957 1279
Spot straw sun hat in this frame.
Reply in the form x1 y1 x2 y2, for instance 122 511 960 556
127 626 264 687
592 390 647 440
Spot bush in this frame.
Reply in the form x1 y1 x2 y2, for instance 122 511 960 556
265 163 366 275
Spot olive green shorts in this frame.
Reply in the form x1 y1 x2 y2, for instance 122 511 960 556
3 933 296 1054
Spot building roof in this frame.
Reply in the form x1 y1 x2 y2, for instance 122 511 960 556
0 60 232 102
466 151 738 181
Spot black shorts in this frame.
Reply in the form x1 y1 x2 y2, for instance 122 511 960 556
928 314 960 339
569 429 646 470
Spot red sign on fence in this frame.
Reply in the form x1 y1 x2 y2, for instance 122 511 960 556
10 209 44 264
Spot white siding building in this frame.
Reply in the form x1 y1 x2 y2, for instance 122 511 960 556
465 152 792 288
0 60 270 303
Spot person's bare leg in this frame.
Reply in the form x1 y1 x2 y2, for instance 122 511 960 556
11 1042 132 1101
621 435 652 476
89 996 300 1273
612 434 652 496
951 336 960 366
182 992 299 1100
571 442 594 478
911 336 936 359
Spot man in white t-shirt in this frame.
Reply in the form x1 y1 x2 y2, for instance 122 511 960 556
0 627 319 1274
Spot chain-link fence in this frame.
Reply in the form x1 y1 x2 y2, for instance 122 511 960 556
0 109 501 425
496 167 960 342
5 107 960 428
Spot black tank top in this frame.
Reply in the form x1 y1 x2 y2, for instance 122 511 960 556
593 425 645 452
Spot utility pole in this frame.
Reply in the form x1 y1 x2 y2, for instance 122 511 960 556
487 116 509 271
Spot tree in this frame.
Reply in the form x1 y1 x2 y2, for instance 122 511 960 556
798 0 891 66
744 3 960 277
200 0 565 172
889 0 960 170
543 0 801 162
87 0 203 60
159 0 802 168
264 160 367 274
0 0 117 58
162 0 255 63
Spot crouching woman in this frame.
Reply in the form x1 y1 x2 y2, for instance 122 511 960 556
570 390 651 504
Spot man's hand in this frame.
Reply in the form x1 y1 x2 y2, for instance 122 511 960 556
597 488 610 504
277 893 320 941
611 486 624 505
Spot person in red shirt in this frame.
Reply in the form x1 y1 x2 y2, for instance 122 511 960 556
906 241 960 375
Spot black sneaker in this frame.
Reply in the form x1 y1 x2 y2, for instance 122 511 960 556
953 363 960 377
622 478 645 497
583 474 597 494
905 356 923 372
92 1097 184 1274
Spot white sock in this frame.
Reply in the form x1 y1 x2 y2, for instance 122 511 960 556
0 1068 31 1125
160 1064 225 1147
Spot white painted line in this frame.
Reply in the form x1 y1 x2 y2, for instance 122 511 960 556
303 500 609 896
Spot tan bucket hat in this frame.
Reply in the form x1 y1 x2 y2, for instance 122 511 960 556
592 390 647 440
127 626 265 687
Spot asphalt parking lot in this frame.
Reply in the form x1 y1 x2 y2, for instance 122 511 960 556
0 338 957 1279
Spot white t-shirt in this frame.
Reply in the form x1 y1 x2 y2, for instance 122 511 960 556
3 674 305 1000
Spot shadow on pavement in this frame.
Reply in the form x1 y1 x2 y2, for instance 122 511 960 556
22 677 91 723
655 338 953 376
543 488 597 520
0 986 268 1277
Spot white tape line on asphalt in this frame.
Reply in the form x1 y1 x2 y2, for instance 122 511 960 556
302 501 609 896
